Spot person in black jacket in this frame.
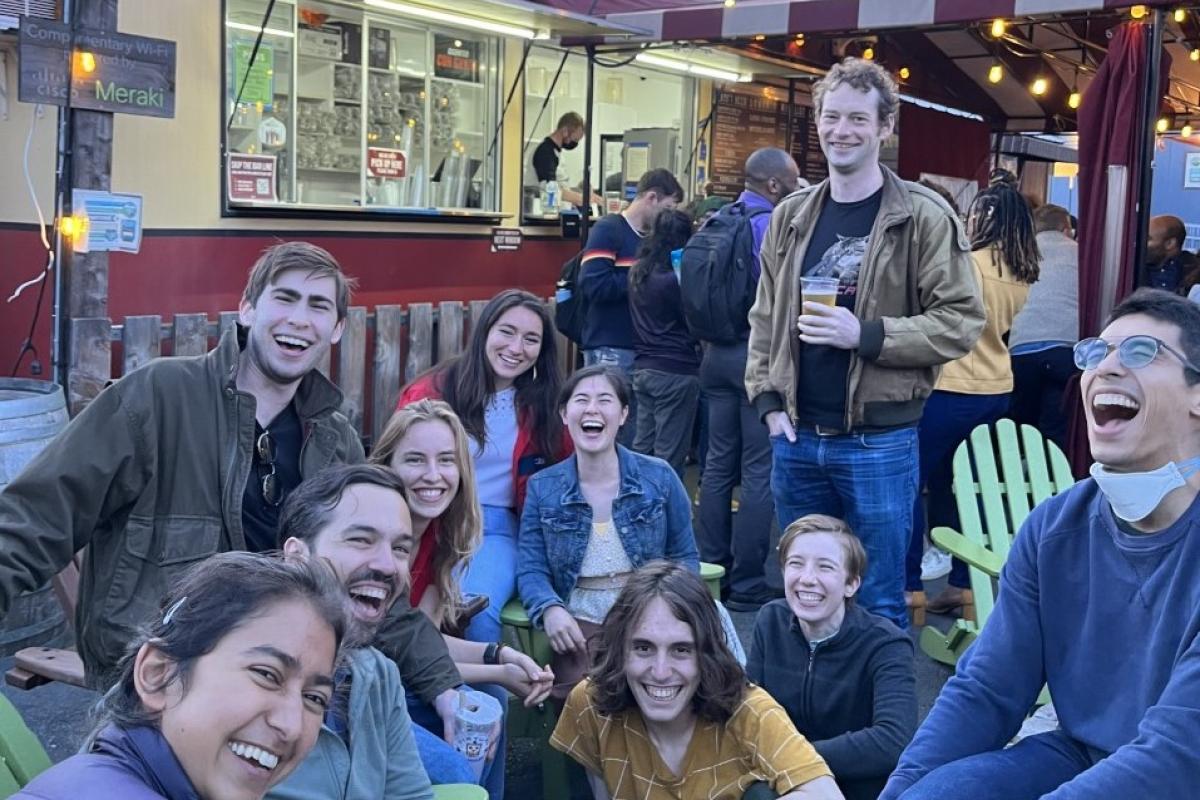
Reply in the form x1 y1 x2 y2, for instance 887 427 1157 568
747 514 917 800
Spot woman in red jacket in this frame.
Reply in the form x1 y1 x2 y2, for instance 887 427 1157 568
399 288 568 643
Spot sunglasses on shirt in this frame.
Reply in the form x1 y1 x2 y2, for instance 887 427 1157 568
1073 335 1200 373
255 431 281 507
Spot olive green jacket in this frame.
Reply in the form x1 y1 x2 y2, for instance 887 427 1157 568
746 168 986 431
0 327 363 685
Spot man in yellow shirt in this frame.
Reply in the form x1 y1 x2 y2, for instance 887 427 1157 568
551 562 843 799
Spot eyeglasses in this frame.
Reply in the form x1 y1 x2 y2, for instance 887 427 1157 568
1073 335 1200 373
255 431 281 507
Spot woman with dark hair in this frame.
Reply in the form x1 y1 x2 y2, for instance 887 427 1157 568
517 365 701 698
551 561 842 800
399 288 569 644
14 552 347 800
628 207 701 479
749 515 916 800
907 171 1039 619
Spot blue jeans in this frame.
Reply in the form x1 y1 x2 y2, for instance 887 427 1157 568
895 730 1096 799
461 504 518 644
583 346 636 447
906 391 1011 592
771 426 918 629
407 685 507 797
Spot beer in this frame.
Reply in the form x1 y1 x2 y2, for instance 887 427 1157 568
800 276 839 308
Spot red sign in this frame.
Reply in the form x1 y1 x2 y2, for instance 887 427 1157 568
227 153 277 203
367 147 407 179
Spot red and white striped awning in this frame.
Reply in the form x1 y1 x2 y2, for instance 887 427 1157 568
583 0 1175 41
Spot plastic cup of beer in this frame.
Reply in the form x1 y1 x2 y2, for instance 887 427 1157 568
800 276 840 308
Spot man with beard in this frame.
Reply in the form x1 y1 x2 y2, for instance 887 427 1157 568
271 464 437 799
0 241 363 685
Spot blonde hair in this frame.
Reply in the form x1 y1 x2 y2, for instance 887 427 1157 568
778 514 868 588
370 399 482 626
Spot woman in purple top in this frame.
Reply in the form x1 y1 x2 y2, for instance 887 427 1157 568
14 552 347 800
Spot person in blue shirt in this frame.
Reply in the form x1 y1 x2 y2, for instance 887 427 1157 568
881 288 1200 799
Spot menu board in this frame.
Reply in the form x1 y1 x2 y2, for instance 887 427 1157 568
709 89 831 197
790 105 828 185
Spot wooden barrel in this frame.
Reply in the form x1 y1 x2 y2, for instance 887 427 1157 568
0 379 70 656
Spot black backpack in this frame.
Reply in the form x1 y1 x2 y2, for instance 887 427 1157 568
553 250 586 344
679 201 771 344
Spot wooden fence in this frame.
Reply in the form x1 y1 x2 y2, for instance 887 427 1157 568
78 299 572 445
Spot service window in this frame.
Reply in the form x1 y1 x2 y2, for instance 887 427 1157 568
224 0 501 216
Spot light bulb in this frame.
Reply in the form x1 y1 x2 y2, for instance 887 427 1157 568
862 46 874 61
1157 117 1169 133
1068 91 1081 109
723 0 735 7
988 64 1003 84
1175 9 1186 23
1031 77 1048 96
1191 48 1200 62
1131 5 1148 19
990 19 1006 38
1183 124 1194 138
78 51 96 74
899 66 911 80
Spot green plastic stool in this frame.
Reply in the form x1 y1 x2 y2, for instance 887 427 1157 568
700 562 725 600
431 784 487 799
0 694 51 787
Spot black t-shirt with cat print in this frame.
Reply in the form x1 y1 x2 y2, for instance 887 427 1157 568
795 188 883 429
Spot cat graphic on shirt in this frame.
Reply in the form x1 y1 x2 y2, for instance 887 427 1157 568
810 234 868 299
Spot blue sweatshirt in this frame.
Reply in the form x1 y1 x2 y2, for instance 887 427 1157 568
881 480 1200 798
579 213 644 350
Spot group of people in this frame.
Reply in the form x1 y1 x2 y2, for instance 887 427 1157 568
1 53 1199 800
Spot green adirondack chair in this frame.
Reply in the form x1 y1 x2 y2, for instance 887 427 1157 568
0 693 52 797
919 419 1075 667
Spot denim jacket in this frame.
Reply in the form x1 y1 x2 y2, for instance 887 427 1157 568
517 445 699 627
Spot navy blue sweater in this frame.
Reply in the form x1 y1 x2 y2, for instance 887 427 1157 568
748 602 916 800
629 263 700 374
881 480 1200 798
579 213 643 350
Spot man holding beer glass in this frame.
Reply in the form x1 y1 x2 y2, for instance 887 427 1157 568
744 58 984 629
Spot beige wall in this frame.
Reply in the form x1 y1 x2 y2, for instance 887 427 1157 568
0 44 58 225
0 0 537 234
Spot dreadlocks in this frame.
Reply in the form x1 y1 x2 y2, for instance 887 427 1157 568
967 170 1040 284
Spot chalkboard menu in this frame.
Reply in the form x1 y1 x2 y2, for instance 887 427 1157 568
709 89 827 198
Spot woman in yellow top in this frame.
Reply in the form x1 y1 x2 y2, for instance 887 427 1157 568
551 561 843 800
907 172 1040 618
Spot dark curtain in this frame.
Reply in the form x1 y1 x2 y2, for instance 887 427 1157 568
1066 22 1165 476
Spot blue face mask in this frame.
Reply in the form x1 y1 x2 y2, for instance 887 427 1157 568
1089 456 1200 522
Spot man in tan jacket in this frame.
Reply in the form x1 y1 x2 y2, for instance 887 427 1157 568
745 59 984 628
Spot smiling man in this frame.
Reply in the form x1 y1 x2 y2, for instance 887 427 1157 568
745 58 984 629
880 288 1200 799
271 464 433 800
0 241 363 685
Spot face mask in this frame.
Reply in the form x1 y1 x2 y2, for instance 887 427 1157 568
1089 456 1200 522
562 139 579 151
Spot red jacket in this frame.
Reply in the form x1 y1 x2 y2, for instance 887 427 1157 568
398 372 571 511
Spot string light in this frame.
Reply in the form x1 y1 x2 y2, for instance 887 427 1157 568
723 0 735 7
988 64 1003 84
1068 90 1081 109
990 19 1006 38
1030 77 1048 96
58 214 88 240
862 46 875 60
76 51 96 74
1157 117 1170 133
1175 8 1187 23
1131 5 1148 19
753 34 765 41
1183 123 1194 138
1191 47 1200 62
899 66 911 80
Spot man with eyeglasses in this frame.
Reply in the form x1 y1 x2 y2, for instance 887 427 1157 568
0 242 364 686
881 287 1200 799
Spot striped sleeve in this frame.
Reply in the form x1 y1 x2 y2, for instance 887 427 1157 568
550 681 604 775
735 686 834 793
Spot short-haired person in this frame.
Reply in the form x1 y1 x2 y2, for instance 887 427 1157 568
1143 214 1196 293
579 168 685 445
749 516 916 800
629 208 701 479
881 289 1200 798
0 241 363 685
1008 203 1080 452
530 111 601 208
400 289 569 645
13 552 349 800
370 400 556 798
272 465 433 800
698 147 804 613
518 366 702 697
745 58 984 628
551 561 844 800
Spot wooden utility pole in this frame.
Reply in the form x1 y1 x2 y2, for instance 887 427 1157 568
60 0 117 414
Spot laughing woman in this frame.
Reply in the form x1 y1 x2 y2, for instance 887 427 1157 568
517 365 700 696
14 552 347 800
399 289 569 644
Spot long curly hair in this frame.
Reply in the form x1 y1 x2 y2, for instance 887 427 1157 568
967 169 1040 284
629 208 693 296
588 561 746 723
370 399 482 627
406 289 563 462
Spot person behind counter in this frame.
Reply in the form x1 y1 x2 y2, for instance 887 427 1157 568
532 111 602 209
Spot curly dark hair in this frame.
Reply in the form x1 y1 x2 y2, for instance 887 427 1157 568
967 169 1040 284
588 561 746 723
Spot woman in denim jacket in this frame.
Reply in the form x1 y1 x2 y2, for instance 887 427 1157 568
517 365 699 697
